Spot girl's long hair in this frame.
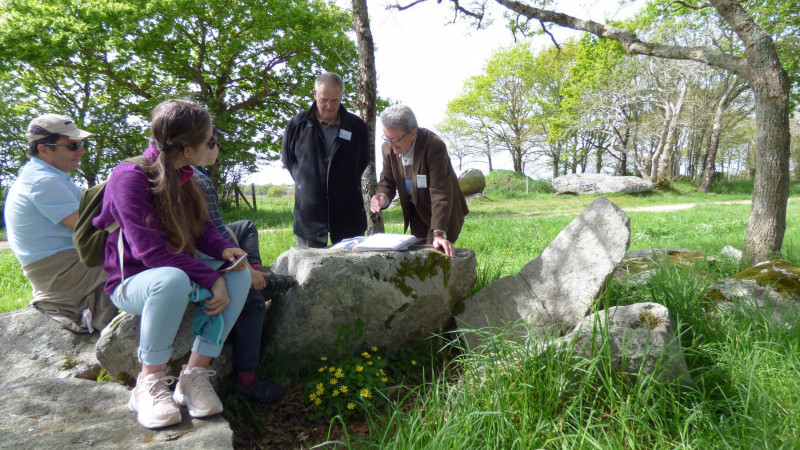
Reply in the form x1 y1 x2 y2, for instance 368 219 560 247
146 99 210 255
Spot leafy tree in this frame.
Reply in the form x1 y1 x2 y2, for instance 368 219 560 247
0 0 358 196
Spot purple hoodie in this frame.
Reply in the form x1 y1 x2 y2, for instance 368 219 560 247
93 145 234 295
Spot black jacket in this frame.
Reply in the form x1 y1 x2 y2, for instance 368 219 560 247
281 102 369 244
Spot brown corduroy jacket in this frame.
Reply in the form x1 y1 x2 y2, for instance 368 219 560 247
376 128 468 243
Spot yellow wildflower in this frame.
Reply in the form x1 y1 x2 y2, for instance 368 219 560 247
321 356 328 361
309 393 317 401
340 386 349 393
333 390 340 397
335 368 344 378
356 366 363 372
316 383 324 391
411 360 417 365
377 356 382 360
371 346 377 352
330 378 338 385
347 402 355 410
382 377 388 383
360 388 372 399
318 366 326 372
329 367 336 372
367 361 373 366
315 398 322 405
362 352 371 359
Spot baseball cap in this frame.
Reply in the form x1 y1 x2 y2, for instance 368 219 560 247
25 114 94 142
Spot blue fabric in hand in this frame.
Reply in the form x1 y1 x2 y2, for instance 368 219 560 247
189 281 225 346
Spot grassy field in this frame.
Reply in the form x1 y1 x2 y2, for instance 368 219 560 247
2 176 800 447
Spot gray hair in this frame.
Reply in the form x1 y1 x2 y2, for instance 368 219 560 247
380 105 418 132
315 72 345 95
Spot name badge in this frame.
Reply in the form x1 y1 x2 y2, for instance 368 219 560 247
417 174 428 188
339 129 352 141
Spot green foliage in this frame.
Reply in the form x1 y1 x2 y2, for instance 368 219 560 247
266 185 287 197
0 0 358 190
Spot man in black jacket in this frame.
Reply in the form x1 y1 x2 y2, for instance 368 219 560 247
281 72 369 247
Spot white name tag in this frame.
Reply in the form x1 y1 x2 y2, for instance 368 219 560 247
417 174 428 188
339 129 352 141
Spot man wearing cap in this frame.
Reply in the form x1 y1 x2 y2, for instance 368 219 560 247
4 114 117 333
281 72 370 247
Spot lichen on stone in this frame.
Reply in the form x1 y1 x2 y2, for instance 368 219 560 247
389 251 451 296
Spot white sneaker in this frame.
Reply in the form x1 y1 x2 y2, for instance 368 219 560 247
173 365 223 418
128 371 181 429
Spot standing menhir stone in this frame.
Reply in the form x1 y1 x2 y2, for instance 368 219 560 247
456 196 631 348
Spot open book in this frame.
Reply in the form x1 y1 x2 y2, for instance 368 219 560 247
330 233 425 252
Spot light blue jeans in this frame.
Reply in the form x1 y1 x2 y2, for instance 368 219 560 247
111 260 250 366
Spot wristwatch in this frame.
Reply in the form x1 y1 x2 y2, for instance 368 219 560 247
432 230 447 240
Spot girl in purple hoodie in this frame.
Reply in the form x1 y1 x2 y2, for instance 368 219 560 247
95 99 249 429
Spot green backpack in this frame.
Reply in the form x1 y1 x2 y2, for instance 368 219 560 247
73 157 146 267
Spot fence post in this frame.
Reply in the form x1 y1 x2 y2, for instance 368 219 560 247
251 183 257 211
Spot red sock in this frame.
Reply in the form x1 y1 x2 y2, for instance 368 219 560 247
237 371 256 389
251 263 263 270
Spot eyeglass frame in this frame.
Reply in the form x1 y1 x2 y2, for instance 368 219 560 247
41 141 85 152
206 137 220 149
381 132 409 144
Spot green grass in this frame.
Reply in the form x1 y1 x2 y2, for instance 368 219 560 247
0 252 31 313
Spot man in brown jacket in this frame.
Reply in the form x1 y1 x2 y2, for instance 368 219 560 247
370 105 468 258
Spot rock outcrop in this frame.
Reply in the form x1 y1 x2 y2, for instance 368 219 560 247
456 197 630 347
458 168 486 196
0 307 233 448
551 173 654 195
266 246 477 361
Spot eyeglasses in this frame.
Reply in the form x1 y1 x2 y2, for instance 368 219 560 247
206 137 219 149
382 132 408 144
42 142 85 152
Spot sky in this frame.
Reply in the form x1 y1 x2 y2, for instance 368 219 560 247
244 0 644 186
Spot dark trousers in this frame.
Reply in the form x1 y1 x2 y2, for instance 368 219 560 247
296 235 328 248
226 220 265 373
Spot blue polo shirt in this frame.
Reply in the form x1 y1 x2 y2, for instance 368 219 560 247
4 157 82 266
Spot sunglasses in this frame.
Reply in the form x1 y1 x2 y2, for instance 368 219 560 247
206 137 219 149
42 141 85 152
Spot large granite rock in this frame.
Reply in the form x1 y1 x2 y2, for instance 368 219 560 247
96 304 234 390
266 246 477 361
456 197 630 347
551 173 654 195
0 307 101 385
0 377 232 448
458 168 486 195
554 302 689 382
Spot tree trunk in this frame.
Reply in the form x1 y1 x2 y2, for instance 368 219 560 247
352 0 384 235
699 76 747 192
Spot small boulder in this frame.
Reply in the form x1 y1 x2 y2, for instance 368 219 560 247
709 259 800 327
458 169 486 195
96 305 233 390
554 302 689 382
551 173 654 195
266 246 477 361
456 197 630 348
